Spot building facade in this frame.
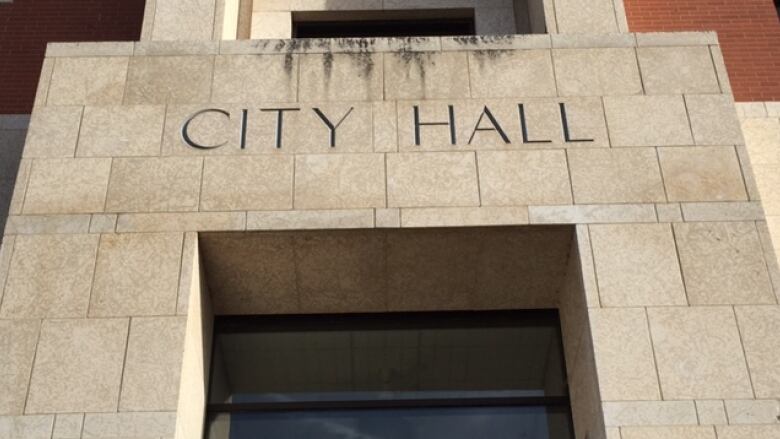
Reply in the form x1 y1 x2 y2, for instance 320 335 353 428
0 1 779 438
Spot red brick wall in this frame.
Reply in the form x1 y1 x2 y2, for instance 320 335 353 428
0 0 146 114
625 0 780 102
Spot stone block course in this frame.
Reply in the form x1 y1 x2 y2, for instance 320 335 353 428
658 146 748 202
212 54 298 103
387 152 479 208
125 56 214 105
201 155 293 211
383 51 470 100
23 106 83 158
604 95 693 147
23 158 111 214
47 57 129 106
553 48 642 96
0 320 39 415
568 148 665 204
478 149 572 206
106 157 203 213
294 154 386 209
467 50 556 98
637 46 720 95
77 105 166 157
734 306 780 398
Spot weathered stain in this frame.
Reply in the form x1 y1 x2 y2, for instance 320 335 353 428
323 52 334 79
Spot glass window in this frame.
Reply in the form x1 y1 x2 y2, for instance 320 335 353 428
206 311 573 439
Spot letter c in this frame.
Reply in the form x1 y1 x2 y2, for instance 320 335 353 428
181 109 231 150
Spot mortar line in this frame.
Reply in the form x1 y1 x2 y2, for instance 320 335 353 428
116 317 133 412
732 306 758 399
21 319 43 414
669 223 691 306
644 307 665 401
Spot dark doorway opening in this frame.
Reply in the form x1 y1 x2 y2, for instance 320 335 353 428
292 9 475 38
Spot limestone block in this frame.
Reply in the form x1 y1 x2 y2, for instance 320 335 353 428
81 412 176 438
754 165 780 215
674 222 774 305
441 34 551 51
23 158 111 214
120 317 187 411
47 57 128 105
621 426 716 439
77 105 166 157
150 0 216 41
90 233 182 317
681 201 764 222
648 307 753 399
45 42 135 57
656 203 683 222
1 234 98 318
247 209 375 230
296 231 386 313
201 156 293 211
604 96 693 147
383 51 470 100
756 221 780 300
554 0 619 33
4 214 91 235
553 48 642 96
373 101 398 152
590 224 686 306
0 320 39 415
89 214 118 233
734 306 780 398
710 46 732 94
736 145 763 202
716 426 780 439
468 50 556 98
568 148 666 203
7 160 31 216
294 154 386 209
251 11 292 39
397 97 609 150
529 204 657 224
724 399 780 424
659 146 747 202
635 32 718 47
0 416 53 439
590 308 661 401
125 56 214 105
637 47 720 94
477 150 572 205
387 152 479 207
106 157 203 213
212 55 297 103
26 318 129 413
551 33 636 49
33 58 54 108
52 414 83 439
741 118 780 166
686 95 744 145
133 40 219 56
116 212 246 233
401 206 528 227
298 53 383 101
23 106 82 158
603 401 698 426
696 400 728 425
375 208 400 228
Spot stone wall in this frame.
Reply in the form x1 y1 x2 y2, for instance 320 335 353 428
0 32 779 439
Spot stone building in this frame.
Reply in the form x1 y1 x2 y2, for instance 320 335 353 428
0 1 779 438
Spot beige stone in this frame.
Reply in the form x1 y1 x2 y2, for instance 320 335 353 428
604 96 693 147
0 320 39 415
120 316 187 411
4 214 91 235
52 414 83 439
687 95 745 145
116 212 246 233
298 53 383 101
387 152 479 207
724 399 780 424
81 411 176 438
247 209 375 230
106 157 203 213
716 425 780 439
621 426 716 439
401 206 528 227
478 150 572 206
372 101 398 153
659 146 748 202
590 308 661 401
590 224 686 306
89 214 117 233
696 400 728 425
89 233 183 316
26 318 128 413
468 50 556 98
638 47 720 94
648 307 753 399
125 56 214 104
294 154 386 209
734 306 780 398
250 11 292 39
554 48 642 96
741 118 780 166
201 156 293 211
656 203 683 222
603 401 698 426
77 105 166 157
681 201 764 222
555 0 619 33
383 51 470 100
150 0 216 41
529 203 657 224
8 159 31 216
674 222 774 305
296 231 386 313
23 106 82 158
0 415 54 439
47 56 128 105
33 58 54 108
1 234 98 318
754 165 780 215
568 148 666 203
23 158 111 214
212 55 297 103
375 208 400 228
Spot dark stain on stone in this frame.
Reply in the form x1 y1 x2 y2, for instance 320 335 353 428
323 52 334 79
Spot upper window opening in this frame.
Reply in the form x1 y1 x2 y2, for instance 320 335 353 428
292 10 475 38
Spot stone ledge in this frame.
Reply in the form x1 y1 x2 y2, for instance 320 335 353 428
44 32 720 58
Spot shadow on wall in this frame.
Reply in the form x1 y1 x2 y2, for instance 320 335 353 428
0 116 28 244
